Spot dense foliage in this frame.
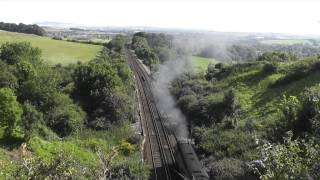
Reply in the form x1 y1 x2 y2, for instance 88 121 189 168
131 32 176 69
0 87 22 137
171 54 320 179
257 52 297 62
0 38 148 179
0 22 46 36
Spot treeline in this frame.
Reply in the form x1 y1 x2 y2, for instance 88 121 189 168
198 44 257 62
0 22 46 36
131 32 176 69
0 35 149 178
197 42 320 63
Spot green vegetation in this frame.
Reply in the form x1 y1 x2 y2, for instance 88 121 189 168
172 54 320 179
0 88 22 137
192 56 218 71
0 31 102 65
260 39 312 45
257 52 297 62
131 32 176 70
0 22 46 36
0 36 149 179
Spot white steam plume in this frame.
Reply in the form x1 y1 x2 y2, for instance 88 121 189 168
152 56 192 139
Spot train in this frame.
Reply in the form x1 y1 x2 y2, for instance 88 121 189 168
175 139 209 180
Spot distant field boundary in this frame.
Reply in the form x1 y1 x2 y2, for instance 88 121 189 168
0 31 102 65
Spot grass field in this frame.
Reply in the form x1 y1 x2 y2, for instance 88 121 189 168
0 31 102 65
192 56 218 71
260 39 311 45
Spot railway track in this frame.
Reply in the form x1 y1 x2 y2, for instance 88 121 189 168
127 50 177 180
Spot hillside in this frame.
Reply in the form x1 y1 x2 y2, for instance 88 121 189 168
0 31 102 65
172 55 320 179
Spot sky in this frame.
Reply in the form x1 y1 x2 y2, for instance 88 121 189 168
0 0 320 35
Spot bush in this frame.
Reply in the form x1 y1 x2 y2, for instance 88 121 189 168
206 63 232 81
118 140 135 156
0 66 18 89
110 159 150 180
279 95 300 128
223 88 240 118
296 85 320 135
46 93 85 137
209 158 247 180
22 102 43 140
262 62 278 74
15 148 90 179
257 52 297 62
0 87 22 137
72 62 124 129
195 128 257 159
0 42 42 65
252 132 320 180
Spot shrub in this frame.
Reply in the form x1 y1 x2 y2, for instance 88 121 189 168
0 67 18 89
0 42 42 65
22 102 43 140
252 132 320 180
46 93 85 137
243 119 257 133
262 62 278 74
257 52 296 62
209 158 247 180
118 140 135 156
72 62 123 129
296 85 320 135
279 95 300 128
0 87 22 137
223 88 240 118
110 159 150 180
195 128 257 159
15 148 90 179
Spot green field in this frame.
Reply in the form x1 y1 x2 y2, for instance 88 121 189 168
192 56 218 71
0 31 102 65
260 39 311 45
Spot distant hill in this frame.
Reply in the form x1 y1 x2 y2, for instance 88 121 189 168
36 21 83 28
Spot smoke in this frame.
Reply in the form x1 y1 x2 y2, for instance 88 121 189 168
152 56 192 139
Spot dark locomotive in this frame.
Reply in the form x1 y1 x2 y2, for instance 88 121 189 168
175 139 209 180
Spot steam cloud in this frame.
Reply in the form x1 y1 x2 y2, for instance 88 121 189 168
152 56 192 139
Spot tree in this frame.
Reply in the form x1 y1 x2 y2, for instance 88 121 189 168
229 45 257 62
46 93 85 136
279 95 300 128
22 102 43 140
0 87 22 137
251 132 320 180
257 52 297 62
223 88 240 117
0 42 42 65
73 62 124 129
0 22 46 36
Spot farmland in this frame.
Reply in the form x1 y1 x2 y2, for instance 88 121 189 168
0 31 102 65
260 39 312 45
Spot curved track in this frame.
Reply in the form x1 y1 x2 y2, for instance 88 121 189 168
127 50 177 180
